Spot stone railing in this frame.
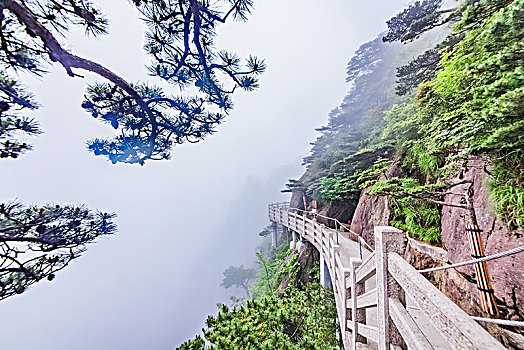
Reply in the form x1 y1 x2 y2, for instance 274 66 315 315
268 202 503 350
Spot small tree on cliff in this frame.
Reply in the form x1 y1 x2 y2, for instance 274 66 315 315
220 265 256 298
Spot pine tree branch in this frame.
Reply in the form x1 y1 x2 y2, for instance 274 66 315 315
2 0 158 156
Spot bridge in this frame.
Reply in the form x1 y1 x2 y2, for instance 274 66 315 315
268 202 504 350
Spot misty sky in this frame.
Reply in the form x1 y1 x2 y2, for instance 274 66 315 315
0 1 408 349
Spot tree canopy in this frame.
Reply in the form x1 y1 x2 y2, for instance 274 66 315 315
287 0 524 244
0 202 115 299
0 0 264 165
179 285 338 350
181 238 338 349
0 0 262 299
220 265 256 298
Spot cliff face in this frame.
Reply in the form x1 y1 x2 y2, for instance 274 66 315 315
346 157 524 346
440 157 524 319
290 190 356 228
349 161 401 248
348 191 390 249
277 241 319 292
290 190 305 211
317 200 356 227
292 150 524 320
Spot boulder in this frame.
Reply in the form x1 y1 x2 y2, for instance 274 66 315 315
349 160 401 248
317 200 356 228
290 190 306 210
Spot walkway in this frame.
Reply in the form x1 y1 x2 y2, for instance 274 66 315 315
268 202 503 350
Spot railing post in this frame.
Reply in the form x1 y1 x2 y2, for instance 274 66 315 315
271 221 278 248
320 254 328 288
319 223 325 247
375 226 406 350
291 230 297 250
332 244 339 294
350 257 365 348
342 268 351 350
302 214 306 237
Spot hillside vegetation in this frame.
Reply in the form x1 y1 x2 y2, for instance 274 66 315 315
179 239 339 349
287 0 524 243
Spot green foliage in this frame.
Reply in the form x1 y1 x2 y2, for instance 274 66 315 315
367 177 447 198
356 157 391 189
179 283 338 350
220 265 256 298
178 336 206 350
391 197 441 243
412 0 524 228
405 142 442 177
274 254 300 288
368 177 443 242
381 102 445 177
294 35 406 204
319 174 357 201
0 202 116 299
382 0 450 43
251 243 291 300
491 185 524 229
382 101 425 145
489 154 524 228
319 156 393 200
368 0 524 232
258 225 273 237
294 25 445 206
420 0 524 157
394 33 464 96
181 230 338 349
0 73 41 159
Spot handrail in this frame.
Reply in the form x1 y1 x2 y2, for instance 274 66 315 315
268 203 505 349
419 245 524 273
270 203 374 252
470 317 524 327
388 252 504 349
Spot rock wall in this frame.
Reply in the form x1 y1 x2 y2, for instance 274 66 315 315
405 245 524 349
440 157 524 319
317 200 356 228
349 161 401 247
289 190 306 211
277 241 319 291
348 190 390 248
345 156 524 347
348 156 524 319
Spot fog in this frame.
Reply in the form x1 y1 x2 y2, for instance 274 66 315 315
0 1 407 348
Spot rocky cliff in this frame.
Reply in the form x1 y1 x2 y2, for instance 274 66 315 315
346 156 524 348
439 157 524 320
276 241 319 292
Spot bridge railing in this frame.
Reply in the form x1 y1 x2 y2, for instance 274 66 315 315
269 203 352 336
269 202 373 253
269 203 504 350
